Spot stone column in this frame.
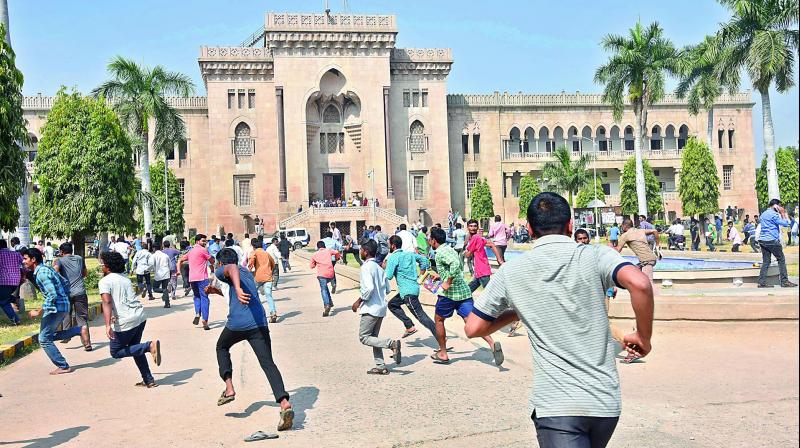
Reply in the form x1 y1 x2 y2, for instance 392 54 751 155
276 87 288 202
382 87 394 198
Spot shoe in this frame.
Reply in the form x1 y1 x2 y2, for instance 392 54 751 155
270 313 278 323
164 302 171 308
192 316 200 325
59 338 72 344
781 281 798 288
757 284 771 288
493 341 505 366
392 340 402 365
141 288 146 298
323 306 331 317
331 285 337 294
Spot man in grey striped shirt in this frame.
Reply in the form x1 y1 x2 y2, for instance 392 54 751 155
465 192 654 448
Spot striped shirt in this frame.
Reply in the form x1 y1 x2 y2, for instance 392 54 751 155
434 245 471 301
473 235 632 418
32 264 71 316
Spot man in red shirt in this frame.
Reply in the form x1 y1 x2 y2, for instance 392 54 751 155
464 219 505 292
178 234 213 330
310 241 341 317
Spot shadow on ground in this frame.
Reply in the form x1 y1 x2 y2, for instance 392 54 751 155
224 386 320 429
0 425 89 448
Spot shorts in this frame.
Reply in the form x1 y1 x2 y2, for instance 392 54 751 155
435 296 474 319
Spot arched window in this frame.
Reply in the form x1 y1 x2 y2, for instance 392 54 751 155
624 126 634 151
323 104 340 124
234 122 253 156
27 135 38 162
650 125 662 150
597 126 607 151
409 120 426 153
678 125 689 149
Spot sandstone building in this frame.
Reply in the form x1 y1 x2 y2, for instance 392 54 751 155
20 11 757 237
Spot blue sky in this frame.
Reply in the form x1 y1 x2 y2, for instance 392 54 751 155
8 0 799 159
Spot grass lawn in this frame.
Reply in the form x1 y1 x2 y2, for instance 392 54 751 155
0 258 105 347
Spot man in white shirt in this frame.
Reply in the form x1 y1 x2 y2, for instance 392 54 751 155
726 221 744 252
112 237 131 274
396 223 417 253
351 240 401 375
330 222 343 244
150 243 172 308
667 219 685 249
266 237 283 290
132 246 154 301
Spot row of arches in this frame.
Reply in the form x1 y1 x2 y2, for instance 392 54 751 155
505 124 693 154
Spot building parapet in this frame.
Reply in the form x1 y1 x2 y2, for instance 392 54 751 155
266 12 397 32
199 46 273 61
447 91 754 108
23 95 208 112
392 48 453 63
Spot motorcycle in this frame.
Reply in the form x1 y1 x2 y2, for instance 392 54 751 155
668 234 686 251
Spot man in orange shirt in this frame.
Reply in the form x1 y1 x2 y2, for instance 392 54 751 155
310 241 341 317
248 238 278 323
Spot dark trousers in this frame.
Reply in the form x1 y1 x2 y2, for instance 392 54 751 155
496 244 507 260
152 278 170 304
758 240 789 285
342 248 363 266
468 275 490 293
136 273 153 297
216 326 289 403
180 263 190 291
706 236 715 251
388 294 437 337
110 320 154 384
0 285 20 324
272 265 279 288
533 412 619 448
281 258 291 272
61 293 89 328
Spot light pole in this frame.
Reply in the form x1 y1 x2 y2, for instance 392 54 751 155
164 157 170 235
580 136 601 243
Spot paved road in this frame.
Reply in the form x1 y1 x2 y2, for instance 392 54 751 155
0 257 797 447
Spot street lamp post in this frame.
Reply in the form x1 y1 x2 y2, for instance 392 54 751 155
164 157 170 234
580 136 601 243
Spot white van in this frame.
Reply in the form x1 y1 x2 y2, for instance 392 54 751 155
277 228 311 251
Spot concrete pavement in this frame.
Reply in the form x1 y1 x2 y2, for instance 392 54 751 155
0 255 797 447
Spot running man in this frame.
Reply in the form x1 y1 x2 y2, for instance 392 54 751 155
464 219 505 293
248 238 278 323
132 243 154 300
178 234 213 330
208 248 294 431
53 242 92 350
321 231 342 293
310 241 340 317
99 251 162 388
352 240 402 374
615 219 659 282
266 238 282 290
151 243 171 308
427 227 503 366
465 192 654 448
24 248 83 374
161 240 180 302
384 235 437 340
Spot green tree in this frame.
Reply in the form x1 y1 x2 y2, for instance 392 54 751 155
678 137 721 216
595 21 678 217
541 146 592 206
0 23 29 233
469 178 494 226
620 157 663 216
92 56 194 235
146 159 185 236
575 177 606 209
517 172 541 218
718 0 798 200
30 90 137 256
756 147 799 210
676 35 738 147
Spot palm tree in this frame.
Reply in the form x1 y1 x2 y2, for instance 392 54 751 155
541 146 592 207
676 35 739 147
92 57 194 234
717 0 798 201
1 0 10 43
595 21 678 217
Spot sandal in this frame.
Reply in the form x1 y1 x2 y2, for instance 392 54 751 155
430 353 450 364
277 408 294 431
401 328 417 338
84 345 93 352
620 352 642 364
244 431 278 442
367 367 389 375
134 381 158 388
217 391 236 406
493 341 505 366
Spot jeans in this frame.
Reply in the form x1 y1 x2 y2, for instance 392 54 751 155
706 236 715 251
257 281 277 314
281 258 291 273
388 294 437 337
330 260 337 290
272 265 279 289
152 278 170 304
110 320 154 384
216 326 289 403
532 412 619 448
749 236 760 253
758 240 789 285
358 314 393 368
317 276 333 307
136 273 153 297
169 272 178 299
0 285 20 324
39 311 81 369
190 279 210 321
468 275 490 293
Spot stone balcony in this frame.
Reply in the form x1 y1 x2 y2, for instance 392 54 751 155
502 148 684 163
266 12 397 32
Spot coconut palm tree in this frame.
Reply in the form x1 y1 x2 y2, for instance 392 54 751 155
1 0 10 43
541 146 592 207
92 57 194 234
676 35 739 147
595 21 679 217
717 0 798 200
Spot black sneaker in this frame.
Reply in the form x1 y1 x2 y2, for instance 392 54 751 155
192 316 200 325
781 281 798 288
322 306 331 317
757 284 771 288
164 302 171 308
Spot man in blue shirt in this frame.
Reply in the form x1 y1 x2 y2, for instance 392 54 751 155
210 248 295 431
22 248 82 375
384 235 437 339
715 216 723 245
757 199 797 288
638 215 656 248
608 223 620 247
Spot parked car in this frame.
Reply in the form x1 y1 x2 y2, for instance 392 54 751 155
276 228 311 250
